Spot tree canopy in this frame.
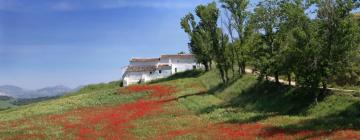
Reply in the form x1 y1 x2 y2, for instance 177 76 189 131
181 0 360 99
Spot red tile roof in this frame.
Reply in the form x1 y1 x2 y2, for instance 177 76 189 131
130 58 160 62
160 54 194 59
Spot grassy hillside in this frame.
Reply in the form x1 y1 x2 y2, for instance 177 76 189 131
160 70 360 130
0 70 359 139
0 96 16 111
0 81 144 122
192 71 360 129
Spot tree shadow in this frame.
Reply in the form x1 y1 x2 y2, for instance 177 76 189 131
198 80 327 124
150 70 204 84
159 90 209 103
283 101 360 131
206 78 239 95
227 81 319 115
254 101 360 139
197 78 360 138
158 76 239 105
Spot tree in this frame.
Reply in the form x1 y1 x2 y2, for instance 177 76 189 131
220 0 251 75
314 0 360 90
222 10 237 76
291 0 360 103
252 0 282 83
217 28 232 83
181 13 212 71
197 2 230 83
275 0 314 85
178 51 186 54
279 1 319 89
181 2 231 83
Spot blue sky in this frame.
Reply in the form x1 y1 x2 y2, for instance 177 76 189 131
0 0 221 89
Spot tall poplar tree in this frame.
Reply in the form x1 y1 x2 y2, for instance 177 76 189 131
220 0 250 75
252 0 282 83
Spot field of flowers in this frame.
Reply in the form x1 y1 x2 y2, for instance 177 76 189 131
0 70 359 139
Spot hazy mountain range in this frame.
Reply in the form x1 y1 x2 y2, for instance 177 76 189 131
0 85 76 99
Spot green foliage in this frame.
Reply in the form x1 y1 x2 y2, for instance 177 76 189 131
180 0 360 89
240 0 360 91
315 0 360 85
181 2 234 83
181 12 212 71
220 0 251 75
252 0 283 82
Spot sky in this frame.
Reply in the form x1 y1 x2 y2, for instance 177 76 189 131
0 0 221 89
1 0 356 90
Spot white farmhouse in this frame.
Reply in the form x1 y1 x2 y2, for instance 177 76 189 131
122 54 202 86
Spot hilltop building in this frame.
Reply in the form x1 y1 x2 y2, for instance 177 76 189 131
122 54 202 86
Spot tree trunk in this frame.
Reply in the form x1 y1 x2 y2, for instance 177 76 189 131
265 75 269 81
313 87 319 105
275 71 280 84
288 73 291 86
231 65 235 78
314 82 328 105
225 69 230 83
241 60 246 74
320 81 328 100
204 62 209 71
322 81 327 91
219 68 226 83
209 61 212 70
238 62 242 75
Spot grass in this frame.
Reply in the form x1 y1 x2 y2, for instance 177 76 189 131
152 69 360 132
0 69 359 139
0 100 16 111
0 80 144 122
183 70 360 131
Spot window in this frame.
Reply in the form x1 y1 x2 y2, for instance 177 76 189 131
193 65 196 70
159 70 162 74
150 72 152 74
175 68 177 73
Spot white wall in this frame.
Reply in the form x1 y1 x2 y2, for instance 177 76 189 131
169 58 197 74
159 58 170 65
123 57 202 87
149 69 172 80
123 72 143 86
123 68 172 86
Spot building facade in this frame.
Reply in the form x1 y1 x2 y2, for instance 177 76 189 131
122 54 201 86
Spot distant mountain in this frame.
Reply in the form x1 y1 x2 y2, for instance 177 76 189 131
0 85 27 98
0 85 74 99
36 85 72 97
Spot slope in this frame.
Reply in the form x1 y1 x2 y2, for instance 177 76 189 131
0 70 359 139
